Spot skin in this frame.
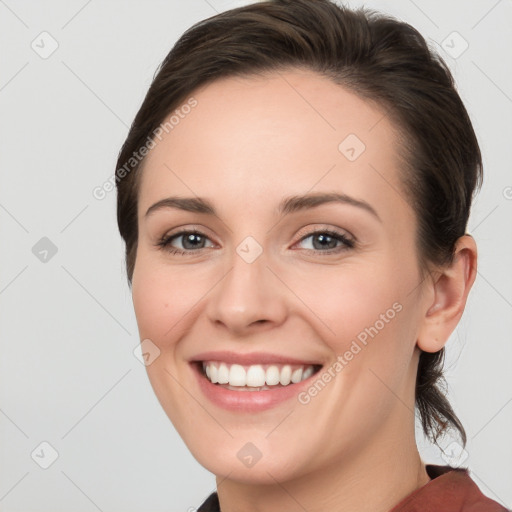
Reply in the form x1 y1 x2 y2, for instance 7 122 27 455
131 68 477 512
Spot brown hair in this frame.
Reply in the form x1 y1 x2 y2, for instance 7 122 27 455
115 0 482 447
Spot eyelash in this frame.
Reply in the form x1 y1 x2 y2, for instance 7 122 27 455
156 228 355 256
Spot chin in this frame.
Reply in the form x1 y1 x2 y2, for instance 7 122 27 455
182 433 318 485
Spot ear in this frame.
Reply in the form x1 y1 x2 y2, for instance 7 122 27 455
417 234 478 353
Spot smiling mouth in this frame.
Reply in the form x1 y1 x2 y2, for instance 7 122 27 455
197 361 323 391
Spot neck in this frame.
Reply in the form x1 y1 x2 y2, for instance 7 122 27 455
215 411 431 512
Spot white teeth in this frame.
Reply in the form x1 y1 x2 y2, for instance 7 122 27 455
266 365 280 386
280 365 292 385
246 365 266 387
201 361 318 388
225 384 270 391
291 367 303 383
302 366 314 380
218 363 229 384
209 364 218 384
228 364 246 386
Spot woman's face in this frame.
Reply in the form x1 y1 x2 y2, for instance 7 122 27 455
132 68 430 483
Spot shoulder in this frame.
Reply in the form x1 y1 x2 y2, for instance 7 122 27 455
390 464 510 512
195 466 509 512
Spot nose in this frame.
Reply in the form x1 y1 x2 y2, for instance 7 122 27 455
205 247 288 336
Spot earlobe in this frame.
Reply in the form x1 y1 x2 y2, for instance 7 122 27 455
417 235 478 353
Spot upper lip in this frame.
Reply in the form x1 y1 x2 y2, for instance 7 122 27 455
189 351 323 366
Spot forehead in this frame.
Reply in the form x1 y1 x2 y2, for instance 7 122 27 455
138 68 411 226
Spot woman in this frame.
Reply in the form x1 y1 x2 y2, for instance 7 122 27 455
114 1 509 510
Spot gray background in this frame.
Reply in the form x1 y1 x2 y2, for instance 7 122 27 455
1 0 511 510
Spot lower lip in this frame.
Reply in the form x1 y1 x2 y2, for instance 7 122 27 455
191 363 320 412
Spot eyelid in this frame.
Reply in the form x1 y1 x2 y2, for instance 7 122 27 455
294 224 355 243
292 227 355 253
156 226 217 250
158 224 216 243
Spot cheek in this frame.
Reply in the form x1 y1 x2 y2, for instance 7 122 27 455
131 243 222 340
291 261 403 344
290 256 417 399
132 256 193 345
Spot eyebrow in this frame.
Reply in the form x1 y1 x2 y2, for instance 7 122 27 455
145 192 381 222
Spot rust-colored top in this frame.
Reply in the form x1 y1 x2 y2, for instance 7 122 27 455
197 465 510 511
390 464 509 512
